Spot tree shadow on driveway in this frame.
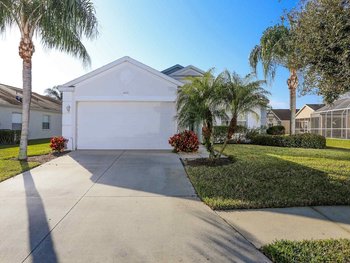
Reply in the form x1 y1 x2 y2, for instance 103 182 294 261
21 161 58 263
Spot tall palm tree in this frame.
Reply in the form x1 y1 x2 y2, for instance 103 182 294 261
215 71 270 157
45 86 62 101
249 24 299 135
176 70 225 159
0 0 98 160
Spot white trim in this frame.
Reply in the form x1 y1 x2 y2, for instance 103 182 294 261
62 56 184 87
58 86 75 92
74 96 176 102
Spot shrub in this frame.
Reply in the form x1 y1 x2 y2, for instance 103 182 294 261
251 133 326 149
213 125 247 143
169 130 199 152
0 130 21 145
50 136 68 152
266 125 285 135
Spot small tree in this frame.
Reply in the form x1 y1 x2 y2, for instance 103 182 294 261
215 71 270 157
45 86 62 101
176 70 225 159
249 24 300 134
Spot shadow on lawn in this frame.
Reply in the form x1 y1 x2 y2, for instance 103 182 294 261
21 162 58 263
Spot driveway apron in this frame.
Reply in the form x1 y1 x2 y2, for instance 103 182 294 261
0 150 269 263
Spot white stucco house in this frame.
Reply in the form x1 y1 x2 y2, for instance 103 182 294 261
0 84 62 140
59 56 267 150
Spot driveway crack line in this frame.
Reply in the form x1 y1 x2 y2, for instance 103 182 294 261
310 206 350 234
22 151 125 263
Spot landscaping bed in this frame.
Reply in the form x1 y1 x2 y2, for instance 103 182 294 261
185 144 350 209
262 239 350 263
184 157 234 167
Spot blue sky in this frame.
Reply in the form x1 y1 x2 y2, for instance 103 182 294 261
0 0 323 108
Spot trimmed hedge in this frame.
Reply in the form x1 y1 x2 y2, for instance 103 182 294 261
251 133 326 149
213 125 247 143
0 130 21 145
266 125 285 135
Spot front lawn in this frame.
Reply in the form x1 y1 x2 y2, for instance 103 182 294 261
0 139 51 182
327 138 350 149
262 239 350 263
186 144 350 209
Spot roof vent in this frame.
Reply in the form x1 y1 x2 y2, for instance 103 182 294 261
15 96 23 103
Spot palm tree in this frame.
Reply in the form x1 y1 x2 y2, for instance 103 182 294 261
215 71 270 157
249 24 299 135
176 70 225 159
45 86 62 101
0 0 98 160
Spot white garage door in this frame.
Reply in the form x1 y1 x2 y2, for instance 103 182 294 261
76 101 176 149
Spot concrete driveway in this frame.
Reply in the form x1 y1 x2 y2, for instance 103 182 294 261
0 150 269 263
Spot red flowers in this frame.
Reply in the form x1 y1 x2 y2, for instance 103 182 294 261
50 136 68 152
169 130 199 152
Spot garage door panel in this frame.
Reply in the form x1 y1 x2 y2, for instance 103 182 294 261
77 101 175 149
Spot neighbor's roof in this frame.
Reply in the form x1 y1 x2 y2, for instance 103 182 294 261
161 64 184 75
270 109 299 121
0 84 61 113
305 104 325 111
162 64 205 77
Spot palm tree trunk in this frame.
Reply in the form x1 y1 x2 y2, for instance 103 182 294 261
18 37 35 160
218 115 237 158
287 69 298 135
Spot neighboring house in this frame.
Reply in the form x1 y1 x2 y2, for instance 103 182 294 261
295 104 325 134
266 109 299 134
0 84 62 140
59 56 269 151
310 92 350 139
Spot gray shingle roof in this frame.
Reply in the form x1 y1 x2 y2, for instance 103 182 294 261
271 109 299 120
0 83 61 113
161 64 184 75
306 104 325 111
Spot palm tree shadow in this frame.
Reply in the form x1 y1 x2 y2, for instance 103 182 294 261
21 161 58 263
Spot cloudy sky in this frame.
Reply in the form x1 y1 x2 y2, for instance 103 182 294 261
0 0 323 108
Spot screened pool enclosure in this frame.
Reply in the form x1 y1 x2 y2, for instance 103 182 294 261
310 93 350 139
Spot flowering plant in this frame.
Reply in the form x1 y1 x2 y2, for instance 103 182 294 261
168 130 199 152
50 136 68 152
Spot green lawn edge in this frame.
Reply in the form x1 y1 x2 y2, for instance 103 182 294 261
262 239 350 263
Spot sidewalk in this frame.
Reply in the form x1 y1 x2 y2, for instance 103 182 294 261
217 206 350 248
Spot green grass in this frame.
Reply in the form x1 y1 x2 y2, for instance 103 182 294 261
262 239 350 263
327 138 350 149
186 144 350 209
0 139 51 182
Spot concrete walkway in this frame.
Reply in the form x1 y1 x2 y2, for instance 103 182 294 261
218 206 350 248
0 150 269 263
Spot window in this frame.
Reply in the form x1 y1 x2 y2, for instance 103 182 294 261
42 115 50 129
12 112 22 130
237 120 247 127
